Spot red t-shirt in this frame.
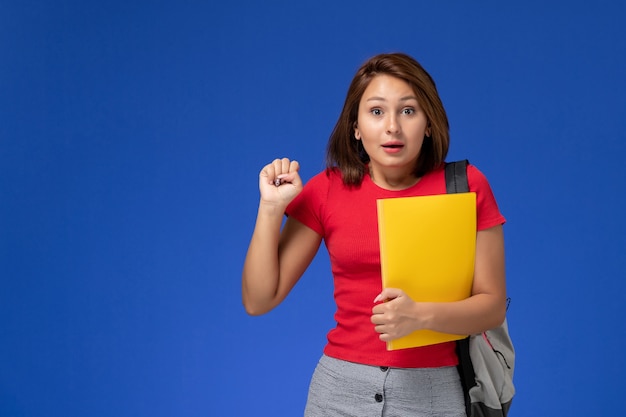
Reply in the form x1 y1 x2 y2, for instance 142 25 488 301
286 164 505 368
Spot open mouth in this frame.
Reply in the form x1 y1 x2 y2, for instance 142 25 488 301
381 143 404 154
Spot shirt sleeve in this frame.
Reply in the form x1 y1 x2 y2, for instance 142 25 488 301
285 170 329 237
467 164 506 230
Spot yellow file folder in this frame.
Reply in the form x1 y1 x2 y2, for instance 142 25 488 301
376 192 477 350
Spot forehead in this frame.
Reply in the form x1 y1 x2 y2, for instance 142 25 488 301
362 74 416 99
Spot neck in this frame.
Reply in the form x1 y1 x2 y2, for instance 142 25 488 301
369 166 420 190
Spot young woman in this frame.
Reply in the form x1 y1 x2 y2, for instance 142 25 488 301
242 53 506 416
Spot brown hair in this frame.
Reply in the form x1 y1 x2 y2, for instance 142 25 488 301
326 53 449 186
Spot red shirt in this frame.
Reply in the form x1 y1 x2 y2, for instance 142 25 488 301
286 164 505 368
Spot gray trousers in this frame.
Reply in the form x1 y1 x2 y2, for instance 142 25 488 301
304 355 465 417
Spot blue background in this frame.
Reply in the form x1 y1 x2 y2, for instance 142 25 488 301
1 1 625 416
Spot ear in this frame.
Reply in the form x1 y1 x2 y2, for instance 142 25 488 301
353 122 361 140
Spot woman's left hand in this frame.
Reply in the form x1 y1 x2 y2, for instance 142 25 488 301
371 288 423 342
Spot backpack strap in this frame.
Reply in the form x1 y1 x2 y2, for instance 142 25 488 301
446 159 474 416
444 160 470 194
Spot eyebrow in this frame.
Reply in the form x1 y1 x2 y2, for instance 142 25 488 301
365 95 419 102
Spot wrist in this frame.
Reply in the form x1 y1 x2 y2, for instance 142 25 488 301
415 302 435 331
258 199 288 217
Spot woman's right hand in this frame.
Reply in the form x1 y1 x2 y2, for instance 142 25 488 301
258 158 303 207
244 157 320 316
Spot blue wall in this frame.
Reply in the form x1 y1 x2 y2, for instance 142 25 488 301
1 1 625 415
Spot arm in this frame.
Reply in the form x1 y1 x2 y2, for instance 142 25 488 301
242 158 322 316
372 225 506 341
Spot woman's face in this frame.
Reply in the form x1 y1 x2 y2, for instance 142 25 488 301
354 74 429 182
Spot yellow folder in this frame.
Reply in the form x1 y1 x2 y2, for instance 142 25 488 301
376 192 477 350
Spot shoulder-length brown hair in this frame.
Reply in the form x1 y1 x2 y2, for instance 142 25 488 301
326 53 449 186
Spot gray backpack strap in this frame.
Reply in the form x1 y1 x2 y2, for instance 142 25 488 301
447 159 516 417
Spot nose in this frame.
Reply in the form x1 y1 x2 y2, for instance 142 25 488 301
386 114 400 135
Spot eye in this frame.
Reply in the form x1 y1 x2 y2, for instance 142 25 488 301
402 108 415 115
370 108 383 116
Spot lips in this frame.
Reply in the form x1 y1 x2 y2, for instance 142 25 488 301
382 141 404 153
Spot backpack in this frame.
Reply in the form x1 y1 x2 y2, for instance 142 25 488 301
445 160 516 417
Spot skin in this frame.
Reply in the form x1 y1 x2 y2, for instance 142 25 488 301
354 74 429 190
242 74 507 342
241 158 322 316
